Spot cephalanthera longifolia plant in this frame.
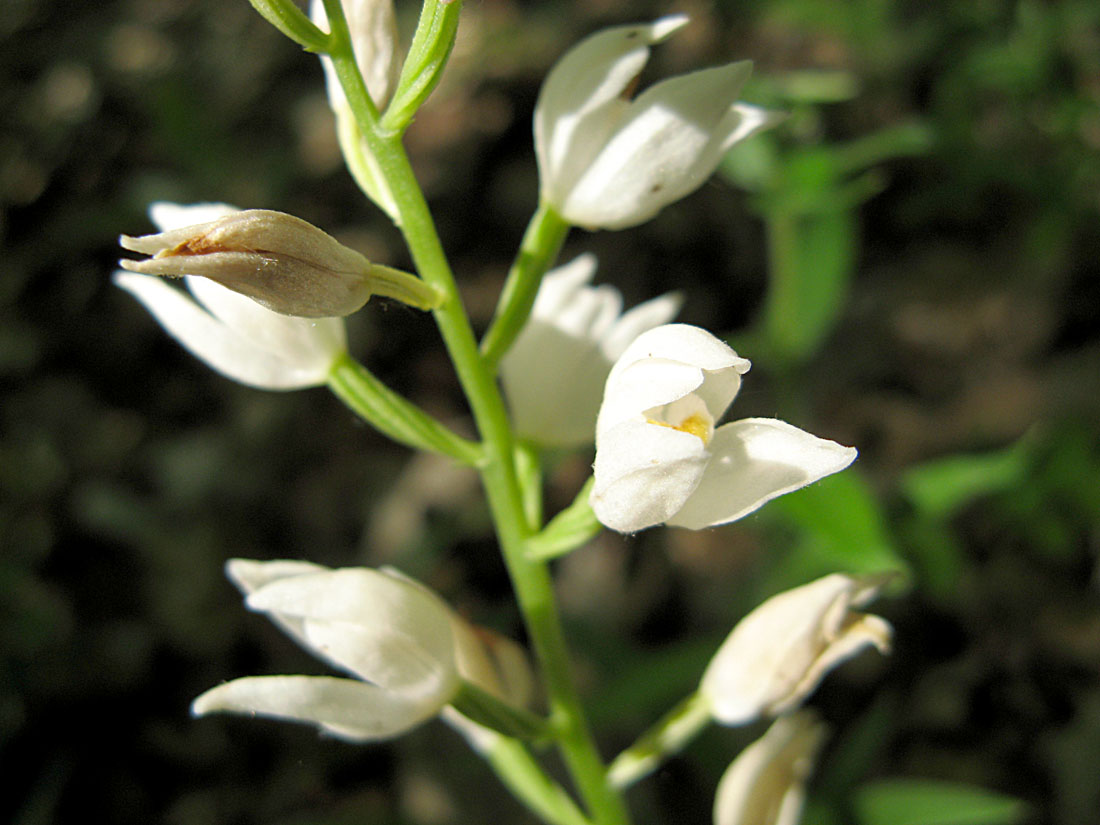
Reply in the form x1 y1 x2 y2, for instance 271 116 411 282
114 2 898 823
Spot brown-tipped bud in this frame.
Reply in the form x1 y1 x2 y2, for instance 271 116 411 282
119 209 440 318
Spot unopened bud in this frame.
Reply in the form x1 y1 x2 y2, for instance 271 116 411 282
119 209 440 318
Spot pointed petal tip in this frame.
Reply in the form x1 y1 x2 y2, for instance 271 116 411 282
648 14 690 41
118 233 151 253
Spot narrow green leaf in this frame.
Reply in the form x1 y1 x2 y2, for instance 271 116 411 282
855 778 1027 825
900 433 1034 518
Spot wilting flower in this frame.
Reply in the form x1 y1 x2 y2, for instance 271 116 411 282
120 206 437 317
534 16 779 231
115 203 346 390
499 254 681 446
590 324 858 532
700 574 892 726
192 559 532 742
713 712 826 825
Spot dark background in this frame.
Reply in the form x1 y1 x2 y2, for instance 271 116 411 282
3 0 1099 823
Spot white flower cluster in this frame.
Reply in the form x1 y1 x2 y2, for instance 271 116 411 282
113 8 894 825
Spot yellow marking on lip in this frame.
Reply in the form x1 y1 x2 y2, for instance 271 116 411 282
647 413 710 444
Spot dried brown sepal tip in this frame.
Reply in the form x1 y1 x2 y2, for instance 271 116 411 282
119 209 440 318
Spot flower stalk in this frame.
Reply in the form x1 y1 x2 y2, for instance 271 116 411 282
480 201 571 372
321 4 630 822
327 353 482 464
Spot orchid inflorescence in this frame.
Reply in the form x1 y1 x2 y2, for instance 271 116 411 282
114 3 897 824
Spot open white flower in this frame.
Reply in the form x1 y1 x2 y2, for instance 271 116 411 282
534 16 779 230
713 711 826 825
700 574 892 726
193 559 532 742
500 254 681 446
591 324 858 532
115 202 346 390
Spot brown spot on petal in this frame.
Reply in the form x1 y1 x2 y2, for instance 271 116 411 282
619 73 642 102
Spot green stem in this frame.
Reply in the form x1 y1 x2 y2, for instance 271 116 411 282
526 478 602 562
480 202 570 372
325 12 629 825
451 680 552 742
327 353 482 465
606 692 712 789
481 736 591 825
368 262 443 310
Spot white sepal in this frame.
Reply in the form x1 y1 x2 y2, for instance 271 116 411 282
500 254 680 446
713 712 826 825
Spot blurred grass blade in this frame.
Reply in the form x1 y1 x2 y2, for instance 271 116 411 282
855 778 1028 825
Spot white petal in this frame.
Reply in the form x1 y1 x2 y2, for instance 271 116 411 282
225 558 329 597
561 62 752 229
502 255 676 447
713 712 826 825
590 418 708 532
192 675 438 741
599 291 683 361
666 418 858 529
185 276 347 366
246 568 457 691
700 575 890 725
528 253 599 317
597 325 749 435
535 17 688 204
768 613 892 716
718 103 786 153
114 272 332 389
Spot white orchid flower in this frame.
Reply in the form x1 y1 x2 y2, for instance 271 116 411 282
500 254 681 447
193 559 533 742
713 712 826 825
114 202 346 389
700 574 893 726
590 324 858 532
534 16 779 231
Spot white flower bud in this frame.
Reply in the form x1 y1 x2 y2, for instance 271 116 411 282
713 712 826 825
114 203 346 390
535 17 780 230
700 574 893 725
120 208 438 317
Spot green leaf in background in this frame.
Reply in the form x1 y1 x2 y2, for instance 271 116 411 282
761 471 910 591
854 778 1027 825
763 203 857 363
900 431 1035 519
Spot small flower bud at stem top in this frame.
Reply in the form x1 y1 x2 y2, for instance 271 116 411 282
119 208 441 318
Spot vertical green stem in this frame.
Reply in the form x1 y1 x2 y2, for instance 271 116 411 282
325 16 629 825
